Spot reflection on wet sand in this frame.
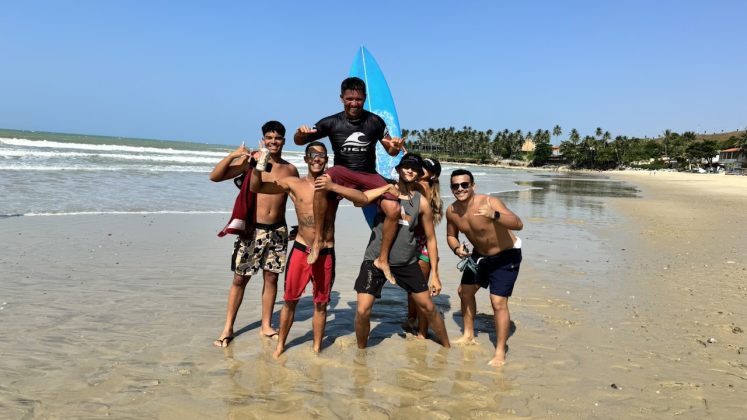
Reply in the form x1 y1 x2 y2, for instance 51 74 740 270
8 168 745 417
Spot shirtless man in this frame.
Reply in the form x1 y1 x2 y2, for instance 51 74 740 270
250 142 396 358
210 121 298 347
445 169 524 366
320 153 450 349
294 77 404 283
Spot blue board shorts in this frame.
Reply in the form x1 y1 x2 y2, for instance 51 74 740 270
460 248 522 297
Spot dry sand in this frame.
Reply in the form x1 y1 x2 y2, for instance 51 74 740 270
1 172 745 418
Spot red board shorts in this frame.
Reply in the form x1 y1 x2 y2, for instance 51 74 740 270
284 241 335 304
326 166 397 201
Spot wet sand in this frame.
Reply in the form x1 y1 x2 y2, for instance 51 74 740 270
1 172 745 418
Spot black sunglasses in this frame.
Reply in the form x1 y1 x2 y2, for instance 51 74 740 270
450 181 472 190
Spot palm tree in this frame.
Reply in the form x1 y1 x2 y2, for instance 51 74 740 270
663 129 672 158
559 141 577 165
569 128 580 145
552 125 562 139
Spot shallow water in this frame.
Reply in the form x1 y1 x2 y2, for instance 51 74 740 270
0 165 654 418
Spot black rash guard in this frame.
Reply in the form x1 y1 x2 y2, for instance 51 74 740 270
307 110 388 174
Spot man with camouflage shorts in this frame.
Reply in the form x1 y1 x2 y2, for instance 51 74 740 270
210 121 298 347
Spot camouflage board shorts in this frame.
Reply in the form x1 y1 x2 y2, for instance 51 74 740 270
231 222 288 276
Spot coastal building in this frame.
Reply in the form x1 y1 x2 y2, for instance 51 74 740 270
719 147 746 173
521 138 535 153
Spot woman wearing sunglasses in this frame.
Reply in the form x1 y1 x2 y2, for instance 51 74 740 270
405 157 444 339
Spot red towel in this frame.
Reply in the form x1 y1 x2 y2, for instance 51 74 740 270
217 168 256 237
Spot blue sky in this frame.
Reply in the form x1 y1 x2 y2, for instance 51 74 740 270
2 1 745 148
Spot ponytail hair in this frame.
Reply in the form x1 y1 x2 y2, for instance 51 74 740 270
429 178 444 225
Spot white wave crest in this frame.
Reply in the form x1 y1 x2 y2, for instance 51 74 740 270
19 210 232 217
0 149 219 164
0 137 227 157
0 165 209 172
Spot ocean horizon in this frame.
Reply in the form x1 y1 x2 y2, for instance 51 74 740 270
1 129 538 217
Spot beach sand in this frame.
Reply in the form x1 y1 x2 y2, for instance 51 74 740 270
1 172 745 418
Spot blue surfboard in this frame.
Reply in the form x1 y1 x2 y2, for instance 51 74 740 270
349 46 404 226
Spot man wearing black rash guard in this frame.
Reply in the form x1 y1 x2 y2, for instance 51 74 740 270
295 77 403 283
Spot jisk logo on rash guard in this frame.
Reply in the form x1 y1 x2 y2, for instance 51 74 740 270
341 132 369 152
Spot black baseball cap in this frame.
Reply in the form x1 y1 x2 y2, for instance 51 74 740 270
395 153 424 174
422 157 441 178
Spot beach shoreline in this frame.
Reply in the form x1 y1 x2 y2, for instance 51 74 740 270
1 171 745 418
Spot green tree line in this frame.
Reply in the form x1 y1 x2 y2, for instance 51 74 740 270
403 126 747 170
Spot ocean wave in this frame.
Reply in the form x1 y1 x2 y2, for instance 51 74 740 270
0 149 220 164
0 137 228 157
1 205 359 218
0 165 210 172
16 210 232 217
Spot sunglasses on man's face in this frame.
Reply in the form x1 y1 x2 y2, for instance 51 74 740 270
306 152 327 160
450 181 472 190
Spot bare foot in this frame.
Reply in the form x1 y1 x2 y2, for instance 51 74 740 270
307 240 321 264
453 335 477 346
213 336 234 348
487 354 506 367
313 344 322 353
373 258 395 284
261 329 279 340
272 345 284 359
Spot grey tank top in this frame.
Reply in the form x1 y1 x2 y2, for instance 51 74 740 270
363 191 421 266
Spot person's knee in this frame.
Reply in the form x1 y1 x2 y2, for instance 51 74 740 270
232 274 249 287
491 296 508 312
381 200 400 218
356 305 372 320
422 305 438 319
285 300 298 310
458 285 475 299
264 271 279 283
314 302 328 314
415 297 436 316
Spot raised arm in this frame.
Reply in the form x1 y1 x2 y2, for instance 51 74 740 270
294 124 319 146
209 144 252 182
379 135 404 156
475 196 524 231
248 166 292 194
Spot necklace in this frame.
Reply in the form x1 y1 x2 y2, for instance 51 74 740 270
400 182 415 206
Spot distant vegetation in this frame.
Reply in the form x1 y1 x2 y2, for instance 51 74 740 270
404 126 747 170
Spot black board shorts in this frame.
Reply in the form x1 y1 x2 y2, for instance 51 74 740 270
355 260 428 298
460 248 522 297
